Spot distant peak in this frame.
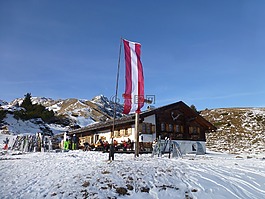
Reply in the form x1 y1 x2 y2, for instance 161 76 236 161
0 100 8 106
91 95 109 103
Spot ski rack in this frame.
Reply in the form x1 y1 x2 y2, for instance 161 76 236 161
151 138 182 158
11 134 53 152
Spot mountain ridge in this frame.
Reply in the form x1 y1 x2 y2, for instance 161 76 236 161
0 95 123 135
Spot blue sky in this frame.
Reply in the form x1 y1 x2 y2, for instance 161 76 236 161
1 0 265 110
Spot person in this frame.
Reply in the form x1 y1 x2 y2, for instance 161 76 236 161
130 140 134 151
68 137 72 150
72 134 78 150
3 137 9 150
127 138 132 150
99 139 104 146
104 141 110 152
152 139 159 154
64 138 70 150
113 140 118 151
109 144 115 161
95 139 104 150
83 142 90 151
152 139 157 149
123 140 127 151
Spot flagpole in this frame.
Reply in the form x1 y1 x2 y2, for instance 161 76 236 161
135 112 140 157
109 38 122 161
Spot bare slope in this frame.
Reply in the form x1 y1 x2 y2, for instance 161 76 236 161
201 108 265 154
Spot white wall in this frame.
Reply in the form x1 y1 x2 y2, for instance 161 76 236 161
139 134 155 142
143 114 156 125
159 140 206 155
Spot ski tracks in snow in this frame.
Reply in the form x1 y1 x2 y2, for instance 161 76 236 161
174 156 265 199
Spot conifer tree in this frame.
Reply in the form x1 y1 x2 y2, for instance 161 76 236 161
190 104 200 114
14 93 55 122
0 109 7 122
21 93 33 111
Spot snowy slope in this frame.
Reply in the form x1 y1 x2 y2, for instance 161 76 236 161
0 113 68 136
0 150 264 199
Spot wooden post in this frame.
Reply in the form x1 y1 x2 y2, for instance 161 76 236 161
135 112 140 157
109 38 122 161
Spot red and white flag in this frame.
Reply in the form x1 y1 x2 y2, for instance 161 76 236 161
123 39 144 114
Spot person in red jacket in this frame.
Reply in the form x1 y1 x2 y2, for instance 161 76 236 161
3 137 9 150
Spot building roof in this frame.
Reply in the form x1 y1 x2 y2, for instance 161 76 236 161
68 101 216 137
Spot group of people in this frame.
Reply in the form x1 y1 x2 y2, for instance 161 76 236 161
63 134 79 150
62 135 135 152
95 139 110 151
115 138 134 151
94 138 134 152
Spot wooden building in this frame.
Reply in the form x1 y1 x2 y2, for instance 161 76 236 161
69 101 216 154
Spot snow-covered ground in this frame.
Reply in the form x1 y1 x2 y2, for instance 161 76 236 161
0 149 264 199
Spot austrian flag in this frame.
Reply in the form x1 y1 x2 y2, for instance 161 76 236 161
123 39 144 114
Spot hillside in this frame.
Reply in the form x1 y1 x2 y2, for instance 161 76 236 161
0 95 123 135
201 108 265 154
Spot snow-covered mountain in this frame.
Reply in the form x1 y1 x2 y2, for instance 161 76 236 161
0 95 123 135
9 95 123 120
201 107 265 154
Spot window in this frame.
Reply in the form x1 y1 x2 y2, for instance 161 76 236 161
189 127 193 134
161 123 165 131
189 126 199 134
114 130 120 137
146 123 151 133
152 125 156 133
120 129 125 136
141 123 153 134
95 135 99 142
142 123 146 133
125 129 129 136
180 125 184 133
175 125 180 133
169 124 173 132
192 143 197 151
166 124 169 132
128 128 132 136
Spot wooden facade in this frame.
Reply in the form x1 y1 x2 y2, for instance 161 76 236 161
146 101 213 141
69 101 216 152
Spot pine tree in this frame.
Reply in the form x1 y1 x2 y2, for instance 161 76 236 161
21 93 33 111
0 109 7 122
14 93 55 122
190 104 200 114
